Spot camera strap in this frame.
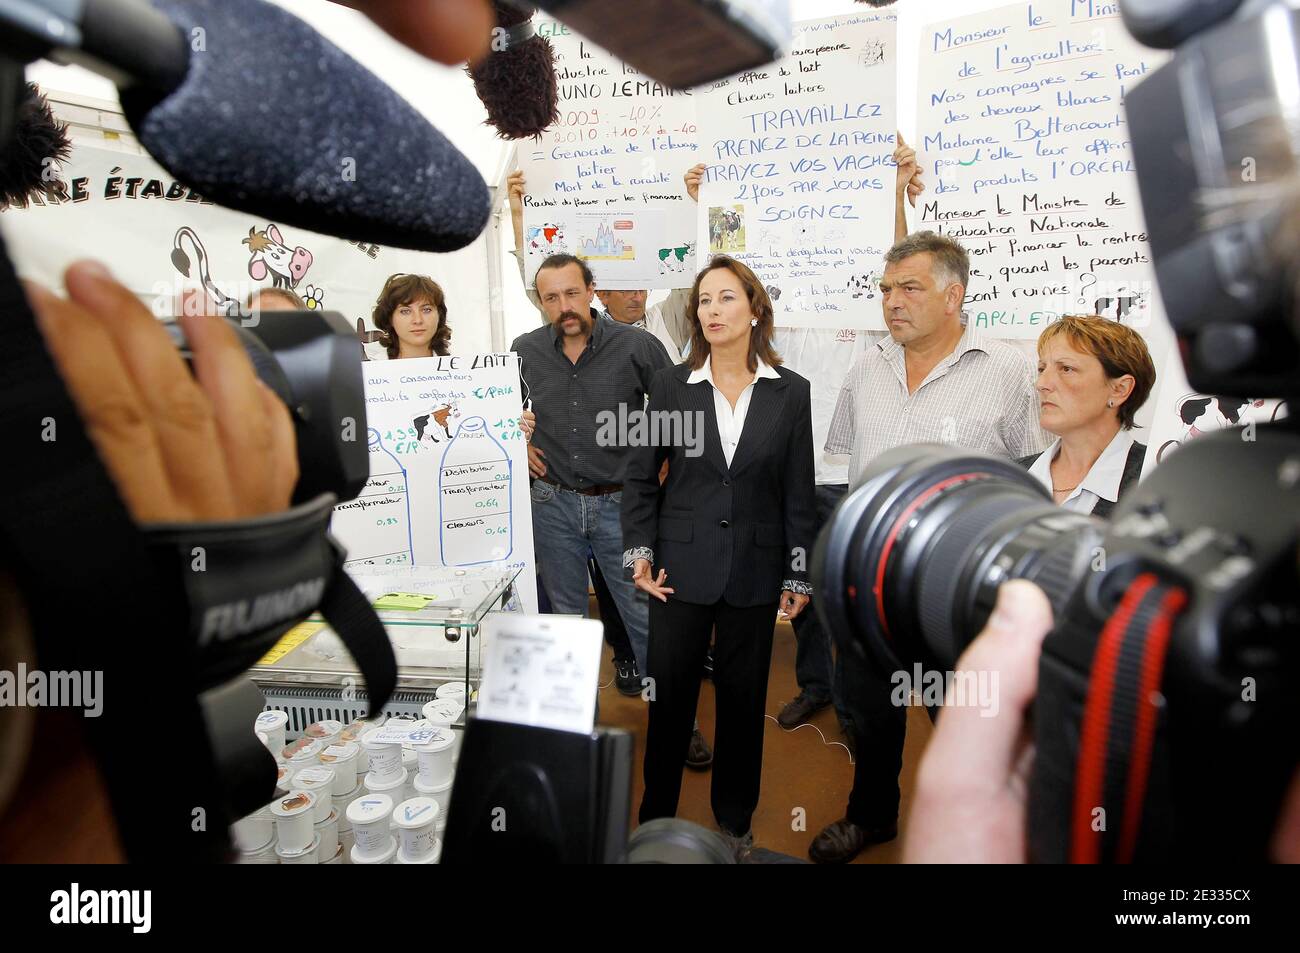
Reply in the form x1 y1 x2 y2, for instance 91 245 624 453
1070 572 1189 864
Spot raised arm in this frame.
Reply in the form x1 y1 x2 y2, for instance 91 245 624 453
507 169 544 316
894 132 925 243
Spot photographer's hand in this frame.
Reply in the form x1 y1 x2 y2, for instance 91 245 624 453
903 580 1053 863
23 262 298 523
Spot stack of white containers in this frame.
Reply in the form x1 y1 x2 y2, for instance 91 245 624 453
234 698 464 864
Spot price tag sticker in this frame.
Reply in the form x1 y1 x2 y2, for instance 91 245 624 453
373 592 437 611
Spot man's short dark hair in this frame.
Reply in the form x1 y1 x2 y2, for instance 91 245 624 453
533 253 593 293
885 230 970 290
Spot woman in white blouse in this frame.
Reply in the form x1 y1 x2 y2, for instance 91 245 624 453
1019 315 1157 517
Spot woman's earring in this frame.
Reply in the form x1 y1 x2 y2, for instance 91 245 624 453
750 318 758 327
1107 400 1115 408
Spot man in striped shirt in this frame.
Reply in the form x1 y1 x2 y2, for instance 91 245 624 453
809 230 1047 864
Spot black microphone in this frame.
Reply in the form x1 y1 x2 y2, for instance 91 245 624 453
4 0 491 253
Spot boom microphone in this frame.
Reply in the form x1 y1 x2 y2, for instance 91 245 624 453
468 1 560 140
2 0 491 252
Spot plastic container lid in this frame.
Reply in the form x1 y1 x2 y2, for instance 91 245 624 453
422 698 465 725
396 845 440 864
392 797 440 830
319 741 359 765
269 790 316 820
340 716 385 744
255 710 288 733
412 727 455 754
305 719 344 742
293 766 336 791
346 793 394 828
413 775 453 797
282 737 327 762
351 836 397 865
324 845 345 864
435 682 467 701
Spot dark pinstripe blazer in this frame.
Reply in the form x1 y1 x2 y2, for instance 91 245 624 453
620 362 816 607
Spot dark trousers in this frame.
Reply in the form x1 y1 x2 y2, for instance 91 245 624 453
791 483 848 710
589 553 634 664
838 636 908 829
639 596 777 836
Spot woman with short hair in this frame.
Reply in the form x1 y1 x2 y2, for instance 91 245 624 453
1021 315 1157 516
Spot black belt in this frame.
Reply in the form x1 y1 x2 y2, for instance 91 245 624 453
537 475 622 496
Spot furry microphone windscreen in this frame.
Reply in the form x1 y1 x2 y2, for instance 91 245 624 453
0 83 72 210
467 1 559 140
120 0 490 252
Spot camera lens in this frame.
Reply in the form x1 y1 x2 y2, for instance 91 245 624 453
813 445 1107 675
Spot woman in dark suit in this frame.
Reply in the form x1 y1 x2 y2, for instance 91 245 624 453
621 255 816 849
1019 314 1157 516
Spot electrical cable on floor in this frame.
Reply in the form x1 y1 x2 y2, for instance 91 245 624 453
766 714 854 765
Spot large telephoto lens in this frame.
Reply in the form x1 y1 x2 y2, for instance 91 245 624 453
813 445 1108 675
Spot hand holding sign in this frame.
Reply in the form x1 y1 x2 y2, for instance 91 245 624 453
895 132 924 208
684 163 706 203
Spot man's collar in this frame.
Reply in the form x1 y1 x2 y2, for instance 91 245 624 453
876 320 989 364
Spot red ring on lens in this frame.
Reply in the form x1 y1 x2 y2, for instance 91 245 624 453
873 472 986 644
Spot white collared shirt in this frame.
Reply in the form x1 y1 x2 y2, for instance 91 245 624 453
687 355 782 466
1028 428 1136 514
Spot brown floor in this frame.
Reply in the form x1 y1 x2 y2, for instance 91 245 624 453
593 600 933 864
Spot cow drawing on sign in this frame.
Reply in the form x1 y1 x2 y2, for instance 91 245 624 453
170 226 244 317
414 402 462 445
657 241 695 274
243 224 314 289
526 223 566 253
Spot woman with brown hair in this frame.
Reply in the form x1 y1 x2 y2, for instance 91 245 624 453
371 273 452 359
621 254 816 854
1020 314 1158 517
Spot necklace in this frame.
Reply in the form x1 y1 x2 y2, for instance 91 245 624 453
1054 482 1079 494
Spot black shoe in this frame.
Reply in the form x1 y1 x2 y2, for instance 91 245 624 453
777 692 830 729
614 657 641 697
702 649 714 680
808 818 897 864
686 727 713 769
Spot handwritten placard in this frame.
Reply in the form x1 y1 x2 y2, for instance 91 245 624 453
329 353 538 613
916 1 1170 340
694 11 899 329
519 19 700 290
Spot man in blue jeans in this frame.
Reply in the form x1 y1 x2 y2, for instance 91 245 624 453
514 253 714 767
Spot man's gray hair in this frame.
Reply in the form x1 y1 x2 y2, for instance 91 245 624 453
885 230 970 291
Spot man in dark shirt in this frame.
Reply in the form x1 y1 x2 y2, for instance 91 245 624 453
511 254 672 678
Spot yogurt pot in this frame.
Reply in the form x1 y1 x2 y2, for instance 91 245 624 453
339 828 355 859
435 682 467 703
422 700 465 759
360 729 403 783
291 766 336 822
346 793 395 859
237 840 278 865
413 775 453 818
324 844 345 865
276 832 321 865
282 737 327 775
333 780 363 830
318 742 360 795
340 716 386 771
365 767 409 807
231 805 273 853
395 840 441 864
269 790 317 852
275 764 295 798
314 808 340 860
392 797 440 861
304 719 344 746
413 727 456 788
350 835 396 865
254 710 289 753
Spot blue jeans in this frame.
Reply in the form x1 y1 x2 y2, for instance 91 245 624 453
529 481 650 672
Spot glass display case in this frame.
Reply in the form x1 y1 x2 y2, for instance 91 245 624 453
247 565 522 735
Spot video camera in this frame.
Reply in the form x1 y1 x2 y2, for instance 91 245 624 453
814 0 1299 863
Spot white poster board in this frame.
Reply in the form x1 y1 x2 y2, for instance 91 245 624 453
915 1 1170 344
519 19 701 290
694 10 899 329
0 140 493 357
330 354 538 613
